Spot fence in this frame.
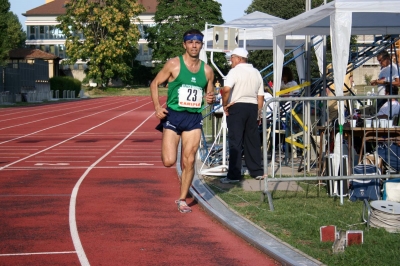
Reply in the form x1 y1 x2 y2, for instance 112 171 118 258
261 94 400 210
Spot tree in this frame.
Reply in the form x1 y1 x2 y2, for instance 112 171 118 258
146 0 226 73
57 0 145 86
0 0 26 66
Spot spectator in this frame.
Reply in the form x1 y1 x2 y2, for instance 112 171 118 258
281 67 299 96
220 48 264 183
377 84 400 119
371 50 400 109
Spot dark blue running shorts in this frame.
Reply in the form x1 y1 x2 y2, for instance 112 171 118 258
156 107 203 135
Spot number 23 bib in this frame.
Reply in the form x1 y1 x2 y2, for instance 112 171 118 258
178 85 203 108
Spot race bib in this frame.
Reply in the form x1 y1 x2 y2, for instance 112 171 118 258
178 85 202 108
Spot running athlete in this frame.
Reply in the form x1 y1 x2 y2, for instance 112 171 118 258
150 29 215 213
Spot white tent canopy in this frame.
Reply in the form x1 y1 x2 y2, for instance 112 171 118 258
271 0 400 189
272 0 400 124
203 11 306 51
203 11 308 81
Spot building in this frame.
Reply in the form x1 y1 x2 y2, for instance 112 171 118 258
23 0 158 69
0 48 59 102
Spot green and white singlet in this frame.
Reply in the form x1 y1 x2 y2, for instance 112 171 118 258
167 55 207 113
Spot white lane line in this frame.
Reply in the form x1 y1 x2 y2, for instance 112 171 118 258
120 149 160 151
2 166 168 170
0 251 76 256
119 163 154 166
26 161 90 163
34 156 97 158
111 156 159 158
34 163 70 166
0 100 151 169
0 153 29 155
52 148 106 150
0 149 40 150
0 146 47 148
0 97 113 118
69 112 155 266
0 98 117 122
0 98 135 131
0 99 142 146
106 161 162 162
0 194 71 197
42 153 101 154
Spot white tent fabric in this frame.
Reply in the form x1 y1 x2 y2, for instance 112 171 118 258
272 0 400 186
273 0 400 125
203 11 308 83
203 11 306 50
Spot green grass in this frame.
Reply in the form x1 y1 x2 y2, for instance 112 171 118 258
205 178 400 266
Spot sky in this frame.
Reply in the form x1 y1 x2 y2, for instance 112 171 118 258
9 0 252 28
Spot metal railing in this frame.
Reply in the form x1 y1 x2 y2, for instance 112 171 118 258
262 94 400 210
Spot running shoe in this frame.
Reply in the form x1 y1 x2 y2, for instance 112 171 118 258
175 199 192 213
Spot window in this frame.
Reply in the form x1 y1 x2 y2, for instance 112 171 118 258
11 60 18 69
49 45 55 54
49 26 54 39
58 44 65 58
29 25 36 40
40 26 45 39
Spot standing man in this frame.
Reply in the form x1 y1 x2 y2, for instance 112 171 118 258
371 50 400 109
220 48 264 183
150 29 215 213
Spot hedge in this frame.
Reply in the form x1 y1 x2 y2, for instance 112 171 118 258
49 76 81 98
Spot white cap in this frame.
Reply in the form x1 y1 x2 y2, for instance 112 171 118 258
231 47 248 58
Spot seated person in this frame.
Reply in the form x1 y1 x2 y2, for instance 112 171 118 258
281 66 299 96
376 84 400 119
370 50 400 109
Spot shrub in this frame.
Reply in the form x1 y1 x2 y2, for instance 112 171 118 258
49 76 82 98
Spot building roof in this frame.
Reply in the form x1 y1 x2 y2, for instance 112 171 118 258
9 48 60 60
138 0 157 13
23 0 158 17
24 0 67 16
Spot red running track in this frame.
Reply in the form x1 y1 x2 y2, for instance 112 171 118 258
0 97 278 265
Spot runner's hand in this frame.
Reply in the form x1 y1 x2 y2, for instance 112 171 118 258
206 92 215 104
155 107 168 119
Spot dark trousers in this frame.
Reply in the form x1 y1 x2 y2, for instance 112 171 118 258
226 103 263 180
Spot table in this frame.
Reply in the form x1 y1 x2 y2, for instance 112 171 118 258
317 126 400 175
343 127 400 169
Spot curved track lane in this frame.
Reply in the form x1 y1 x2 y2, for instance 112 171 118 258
0 97 278 265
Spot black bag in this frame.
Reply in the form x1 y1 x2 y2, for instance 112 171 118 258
349 164 381 202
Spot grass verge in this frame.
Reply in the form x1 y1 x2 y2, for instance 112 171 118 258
204 177 400 266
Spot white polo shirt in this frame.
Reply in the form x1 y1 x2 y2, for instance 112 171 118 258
225 63 264 104
377 100 400 117
377 64 399 95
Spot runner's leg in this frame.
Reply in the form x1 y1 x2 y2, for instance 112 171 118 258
161 129 180 167
179 128 201 200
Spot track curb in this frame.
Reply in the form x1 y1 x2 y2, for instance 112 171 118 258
176 147 324 266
